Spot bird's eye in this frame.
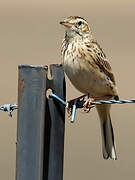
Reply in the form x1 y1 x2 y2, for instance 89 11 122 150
78 21 82 26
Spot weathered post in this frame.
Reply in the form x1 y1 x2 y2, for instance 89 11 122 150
16 64 66 180
43 64 66 180
16 65 47 180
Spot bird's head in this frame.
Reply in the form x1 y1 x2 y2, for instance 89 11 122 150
60 16 90 38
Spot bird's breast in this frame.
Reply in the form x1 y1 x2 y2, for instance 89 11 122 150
62 42 117 97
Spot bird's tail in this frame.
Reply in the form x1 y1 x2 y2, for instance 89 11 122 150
96 104 117 160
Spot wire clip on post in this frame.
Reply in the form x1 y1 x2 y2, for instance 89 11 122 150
49 93 135 123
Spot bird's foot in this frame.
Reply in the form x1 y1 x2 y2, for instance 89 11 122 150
83 95 115 113
83 98 95 113
66 94 115 115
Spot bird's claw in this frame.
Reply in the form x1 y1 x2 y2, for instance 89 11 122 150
66 95 95 115
83 98 95 113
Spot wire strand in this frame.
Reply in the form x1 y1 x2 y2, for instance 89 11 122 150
49 93 135 107
1 93 135 117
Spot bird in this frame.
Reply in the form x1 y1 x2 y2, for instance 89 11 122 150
60 16 119 160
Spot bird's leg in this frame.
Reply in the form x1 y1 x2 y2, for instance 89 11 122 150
83 95 114 113
66 94 87 115
83 98 95 113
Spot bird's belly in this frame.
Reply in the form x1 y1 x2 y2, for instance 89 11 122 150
63 58 115 97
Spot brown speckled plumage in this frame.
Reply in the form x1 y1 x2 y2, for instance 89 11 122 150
60 16 119 160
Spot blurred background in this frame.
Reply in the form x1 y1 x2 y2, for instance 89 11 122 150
0 0 135 179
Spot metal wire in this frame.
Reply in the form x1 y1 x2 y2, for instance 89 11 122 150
71 99 78 123
49 93 135 107
49 93 67 106
1 93 135 118
0 104 18 117
49 93 135 123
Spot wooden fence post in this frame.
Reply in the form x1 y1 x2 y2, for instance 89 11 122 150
16 64 66 180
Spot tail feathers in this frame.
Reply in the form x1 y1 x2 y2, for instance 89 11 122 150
96 105 117 160
102 115 117 160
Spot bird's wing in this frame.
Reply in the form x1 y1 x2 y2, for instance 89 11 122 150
85 39 116 85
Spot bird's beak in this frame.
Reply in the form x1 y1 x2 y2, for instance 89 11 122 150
60 21 72 28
